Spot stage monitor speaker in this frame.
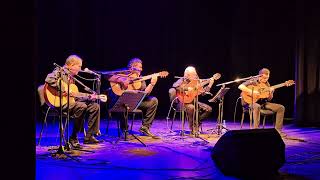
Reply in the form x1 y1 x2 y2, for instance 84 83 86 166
211 128 285 177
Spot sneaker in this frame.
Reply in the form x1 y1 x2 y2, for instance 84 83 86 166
69 137 81 149
84 135 100 144
139 126 160 139
95 130 101 137
189 132 196 138
190 131 200 138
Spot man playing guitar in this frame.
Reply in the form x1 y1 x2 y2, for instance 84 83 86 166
45 54 104 148
238 68 295 137
107 58 168 139
170 66 221 136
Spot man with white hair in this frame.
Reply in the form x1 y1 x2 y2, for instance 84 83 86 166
170 66 215 136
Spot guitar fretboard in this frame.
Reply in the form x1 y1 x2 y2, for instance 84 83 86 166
132 73 161 82
271 83 287 89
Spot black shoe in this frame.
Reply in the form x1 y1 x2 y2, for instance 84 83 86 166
69 137 81 149
139 126 160 139
84 136 100 144
120 124 129 131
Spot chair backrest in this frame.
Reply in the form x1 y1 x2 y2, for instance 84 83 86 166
168 88 177 103
37 84 46 106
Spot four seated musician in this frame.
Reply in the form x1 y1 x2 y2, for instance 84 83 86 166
45 54 102 148
107 58 162 139
170 66 219 137
238 68 294 137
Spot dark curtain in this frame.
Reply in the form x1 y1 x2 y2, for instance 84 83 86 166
294 1 320 126
34 0 320 126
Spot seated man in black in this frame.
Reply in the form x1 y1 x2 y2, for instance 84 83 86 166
107 58 161 139
45 54 102 148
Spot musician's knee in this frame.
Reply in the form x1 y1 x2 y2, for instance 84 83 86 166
253 103 261 110
279 105 285 112
76 102 87 110
92 103 100 111
207 106 212 112
185 104 195 112
150 97 158 106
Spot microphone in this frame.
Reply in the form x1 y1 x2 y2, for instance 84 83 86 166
254 74 263 78
83 68 99 76
53 63 63 69
131 67 142 72
204 92 213 96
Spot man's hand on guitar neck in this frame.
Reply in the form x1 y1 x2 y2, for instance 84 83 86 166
203 85 212 92
145 75 158 94
150 75 158 86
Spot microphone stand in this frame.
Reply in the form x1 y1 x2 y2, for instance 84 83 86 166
193 80 209 144
97 69 132 75
174 76 208 143
95 74 101 136
64 74 94 153
207 75 261 136
207 84 229 136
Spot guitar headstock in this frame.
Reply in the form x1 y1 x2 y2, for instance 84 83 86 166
285 80 295 87
211 73 221 80
158 71 169 78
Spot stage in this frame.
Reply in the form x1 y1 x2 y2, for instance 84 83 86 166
36 118 320 180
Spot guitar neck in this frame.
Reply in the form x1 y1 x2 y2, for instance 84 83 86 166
133 73 160 82
199 79 211 87
271 83 287 90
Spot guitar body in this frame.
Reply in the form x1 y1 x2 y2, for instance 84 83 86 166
176 80 204 104
44 80 108 107
110 71 169 96
110 81 138 96
44 81 77 108
241 91 260 105
176 73 221 104
241 80 295 104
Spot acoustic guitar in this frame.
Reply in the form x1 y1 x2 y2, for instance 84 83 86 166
44 80 107 108
110 71 169 96
176 73 221 104
241 80 295 104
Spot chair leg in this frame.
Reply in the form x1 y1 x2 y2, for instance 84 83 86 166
106 112 111 134
38 107 51 146
131 113 135 131
83 127 86 137
248 109 253 129
171 110 176 131
240 111 245 129
262 115 267 129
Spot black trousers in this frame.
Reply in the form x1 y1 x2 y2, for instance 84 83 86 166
65 100 100 138
119 96 158 130
184 101 212 133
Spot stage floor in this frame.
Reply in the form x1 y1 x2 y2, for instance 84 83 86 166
36 118 320 180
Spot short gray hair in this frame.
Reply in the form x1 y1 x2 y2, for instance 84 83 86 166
127 58 142 68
